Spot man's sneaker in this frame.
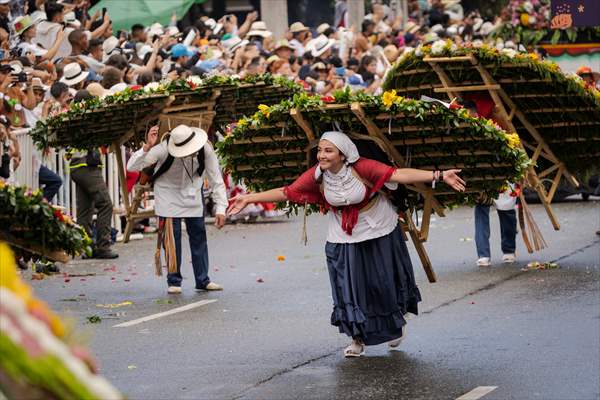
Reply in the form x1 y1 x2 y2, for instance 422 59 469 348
196 282 223 291
93 248 119 259
502 253 516 264
477 257 491 267
167 286 182 294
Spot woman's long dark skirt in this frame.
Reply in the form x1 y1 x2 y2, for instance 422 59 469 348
325 225 422 346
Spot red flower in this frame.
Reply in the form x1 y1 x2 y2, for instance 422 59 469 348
187 81 197 89
449 102 463 110
15 22 22 31
53 209 65 222
130 85 142 91
321 96 335 103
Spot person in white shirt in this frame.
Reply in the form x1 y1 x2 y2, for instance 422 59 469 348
127 124 228 294
228 131 466 357
14 14 65 61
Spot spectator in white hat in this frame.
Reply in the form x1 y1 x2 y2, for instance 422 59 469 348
288 22 311 57
59 62 89 89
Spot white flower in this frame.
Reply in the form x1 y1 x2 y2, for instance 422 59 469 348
528 16 536 24
415 45 424 57
144 82 160 92
187 75 203 86
431 40 446 55
522 1 533 13
501 48 517 58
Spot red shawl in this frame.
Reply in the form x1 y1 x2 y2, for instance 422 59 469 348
283 158 395 235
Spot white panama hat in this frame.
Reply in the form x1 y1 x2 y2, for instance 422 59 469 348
167 124 208 158
247 21 272 38
59 63 89 86
310 35 335 57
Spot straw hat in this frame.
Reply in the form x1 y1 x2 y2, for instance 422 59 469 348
404 21 420 34
317 23 331 35
222 36 248 53
266 55 281 65
13 15 41 36
102 36 120 58
86 82 108 98
60 63 89 86
31 77 48 92
312 62 327 71
63 11 81 28
310 35 335 57
247 21 272 38
167 125 208 158
289 22 309 33
274 39 293 52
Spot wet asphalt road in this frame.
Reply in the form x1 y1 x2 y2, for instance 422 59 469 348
29 200 599 400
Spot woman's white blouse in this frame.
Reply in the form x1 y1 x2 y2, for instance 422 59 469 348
322 165 399 243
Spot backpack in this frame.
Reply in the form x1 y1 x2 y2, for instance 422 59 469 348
141 138 206 186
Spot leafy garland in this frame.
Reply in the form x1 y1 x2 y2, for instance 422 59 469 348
217 88 530 209
30 73 301 150
0 181 92 260
385 40 600 107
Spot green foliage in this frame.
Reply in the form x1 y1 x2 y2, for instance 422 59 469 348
0 183 92 260
217 90 530 211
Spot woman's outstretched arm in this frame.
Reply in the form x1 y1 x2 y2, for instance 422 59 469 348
227 188 287 216
389 168 466 192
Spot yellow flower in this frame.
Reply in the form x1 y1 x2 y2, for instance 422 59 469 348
528 52 538 61
382 90 398 108
504 132 521 149
0 179 4 189
520 13 530 26
237 118 248 128
257 104 270 118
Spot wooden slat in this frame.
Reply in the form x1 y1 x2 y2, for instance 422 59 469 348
434 84 501 93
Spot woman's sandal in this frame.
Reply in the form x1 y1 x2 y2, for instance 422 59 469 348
344 341 365 358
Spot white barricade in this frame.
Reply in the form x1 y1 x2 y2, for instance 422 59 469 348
12 129 123 231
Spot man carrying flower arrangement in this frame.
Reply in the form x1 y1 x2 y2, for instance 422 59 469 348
127 124 227 294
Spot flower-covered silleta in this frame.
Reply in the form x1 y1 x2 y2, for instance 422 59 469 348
217 89 531 209
30 74 301 151
385 42 600 175
0 181 92 261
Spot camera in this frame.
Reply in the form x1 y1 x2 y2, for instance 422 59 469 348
13 72 27 83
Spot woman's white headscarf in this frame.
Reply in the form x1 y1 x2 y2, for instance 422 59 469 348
320 131 360 163
315 131 360 179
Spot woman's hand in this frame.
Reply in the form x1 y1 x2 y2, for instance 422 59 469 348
227 194 250 216
443 169 466 192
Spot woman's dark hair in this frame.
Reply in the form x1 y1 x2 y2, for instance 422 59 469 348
74 89 92 103
101 66 122 89
346 57 360 68
50 82 69 99
105 54 128 70
358 55 377 85
361 20 375 33
137 71 154 86
328 56 343 68
45 2 64 22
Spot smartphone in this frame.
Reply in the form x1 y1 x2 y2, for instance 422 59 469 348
102 7 107 17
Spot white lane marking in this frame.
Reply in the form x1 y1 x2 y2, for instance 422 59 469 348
113 299 217 328
456 386 498 400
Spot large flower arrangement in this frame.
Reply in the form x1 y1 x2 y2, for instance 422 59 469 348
385 41 600 175
0 181 92 261
30 74 301 151
492 0 600 46
0 243 123 399
217 88 530 209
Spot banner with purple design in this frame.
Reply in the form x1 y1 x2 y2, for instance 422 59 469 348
551 0 600 28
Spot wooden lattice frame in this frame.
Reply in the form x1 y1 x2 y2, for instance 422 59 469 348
422 53 568 234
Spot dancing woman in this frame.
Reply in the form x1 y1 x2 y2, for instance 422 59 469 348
228 131 465 357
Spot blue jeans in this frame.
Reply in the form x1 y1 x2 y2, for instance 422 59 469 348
167 217 210 288
38 165 62 202
474 204 517 258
